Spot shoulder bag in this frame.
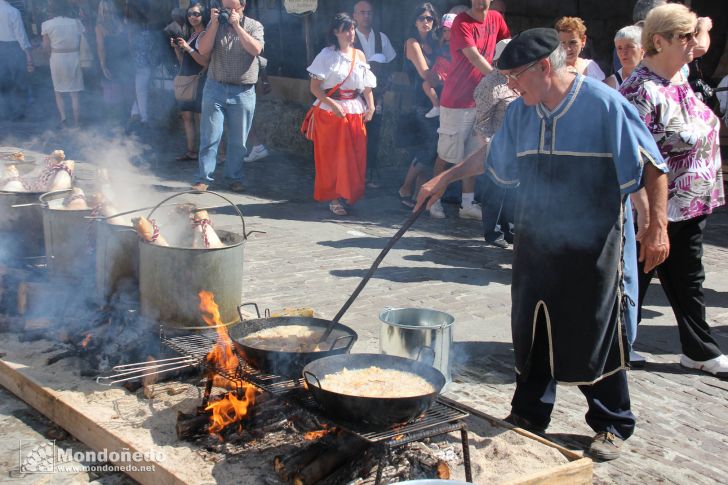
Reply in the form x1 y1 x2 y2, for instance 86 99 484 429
301 49 357 141
173 33 204 102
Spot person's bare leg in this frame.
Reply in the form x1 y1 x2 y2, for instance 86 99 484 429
399 161 424 197
181 111 195 154
70 93 80 126
54 92 66 123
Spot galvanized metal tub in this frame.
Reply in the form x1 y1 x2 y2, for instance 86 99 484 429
41 190 95 278
138 191 248 328
95 220 138 301
0 190 46 262
379 307 454 385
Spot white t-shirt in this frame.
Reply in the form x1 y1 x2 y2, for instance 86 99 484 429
583 59 605 81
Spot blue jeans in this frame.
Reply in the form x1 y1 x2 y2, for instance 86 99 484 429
196 79 256 184
0 41 28 119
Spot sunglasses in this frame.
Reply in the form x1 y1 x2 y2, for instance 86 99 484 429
501 60 539 82
417 15 434 22
671 30 698 42
188 11 202 17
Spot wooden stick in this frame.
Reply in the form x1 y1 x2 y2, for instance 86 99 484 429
292 436 368 485
274 441 330 482
176 411 211 440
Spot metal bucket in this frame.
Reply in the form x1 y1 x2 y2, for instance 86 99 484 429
0 190 46 262
40 190 95 278
139 191 249 328
95 220 138 301
379 307 454 385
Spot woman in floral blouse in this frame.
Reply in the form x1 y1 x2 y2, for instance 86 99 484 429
620 3 727 377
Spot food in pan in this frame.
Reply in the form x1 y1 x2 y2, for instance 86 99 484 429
133 216 169 246
191 209 225 249
241 325 323 352
1 165 26 191
61 187 88 210
319 367 435 398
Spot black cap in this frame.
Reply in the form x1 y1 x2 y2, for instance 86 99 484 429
496 28 560 70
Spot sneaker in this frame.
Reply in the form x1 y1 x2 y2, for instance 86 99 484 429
503 413 548 434
680 354 728 377
191 182 209 191
459 203 483 220
486 238 510 249
244 145 269 162
429 201 445 219
425 106 440 118
588 431 623 461
629 350 647 369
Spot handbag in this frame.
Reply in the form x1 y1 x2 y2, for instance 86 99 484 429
301 49 357 141
174 73 202 102
173 33 203 102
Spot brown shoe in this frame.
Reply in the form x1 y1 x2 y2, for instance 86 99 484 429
191 182 208 191
229 181 244 192
588 431 623 461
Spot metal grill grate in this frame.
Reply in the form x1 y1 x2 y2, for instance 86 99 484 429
161 327 469 445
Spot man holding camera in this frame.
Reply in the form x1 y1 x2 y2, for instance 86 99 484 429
192 0 264 192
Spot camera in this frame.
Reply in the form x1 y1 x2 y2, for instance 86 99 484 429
173 38 183 46
218 8 232 24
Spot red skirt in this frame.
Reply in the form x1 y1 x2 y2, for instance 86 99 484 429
312 109 367 204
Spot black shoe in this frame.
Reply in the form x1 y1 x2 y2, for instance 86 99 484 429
504 413 548 434
629 350 647 369
486 238 510 249
588 431 623 461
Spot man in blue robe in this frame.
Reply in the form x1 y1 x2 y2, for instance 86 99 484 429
415 28 669 461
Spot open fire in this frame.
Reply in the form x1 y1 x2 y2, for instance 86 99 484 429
198 290 258 437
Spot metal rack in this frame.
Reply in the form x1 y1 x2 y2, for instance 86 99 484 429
161 326 473 483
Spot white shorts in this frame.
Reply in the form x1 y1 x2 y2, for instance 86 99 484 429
437 107 483 164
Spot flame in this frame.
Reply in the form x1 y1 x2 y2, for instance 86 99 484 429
199 291 257 435
199 290 239 387
304 425 333 441
205 387 257 435
80 333 92 349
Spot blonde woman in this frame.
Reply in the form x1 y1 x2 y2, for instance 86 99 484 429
554 16 605 80
620 4 727 377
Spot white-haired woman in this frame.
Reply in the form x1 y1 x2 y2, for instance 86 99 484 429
605 25 643 89
620 3 727 377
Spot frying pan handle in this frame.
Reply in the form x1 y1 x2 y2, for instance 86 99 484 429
303 371 321 389
238 303 261 320
329 334 355 352
416 345 436 366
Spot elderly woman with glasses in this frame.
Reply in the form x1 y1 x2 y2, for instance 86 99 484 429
620 3 728 377
554 16 604 81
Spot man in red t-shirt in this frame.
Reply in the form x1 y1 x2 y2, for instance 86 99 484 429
429 0 510 220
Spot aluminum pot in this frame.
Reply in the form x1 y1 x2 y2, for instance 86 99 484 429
379 308 454 385
40 190 95 278
139 191 248 328
95 219 138 301
0 190 46 262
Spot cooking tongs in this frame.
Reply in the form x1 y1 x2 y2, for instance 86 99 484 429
95 355 200 386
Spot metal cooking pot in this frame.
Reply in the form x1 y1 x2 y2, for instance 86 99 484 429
228 303 357 377
139 191 249 328
95 219 138 301
379 308 454 385
303 353 446 428
1 190 46 262
40 189 95 278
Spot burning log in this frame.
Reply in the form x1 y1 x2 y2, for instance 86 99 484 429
274 441 332 482
177 410 211 440
291 435 369 485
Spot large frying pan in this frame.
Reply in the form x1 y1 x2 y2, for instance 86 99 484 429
228 304 357 377
303 353 446 428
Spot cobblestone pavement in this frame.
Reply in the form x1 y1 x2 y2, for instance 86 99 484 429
1 86 727 484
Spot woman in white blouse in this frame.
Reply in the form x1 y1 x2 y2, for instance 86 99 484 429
555 16 606 81
307 13 376 216
41 0 85 127
605 25 644 89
